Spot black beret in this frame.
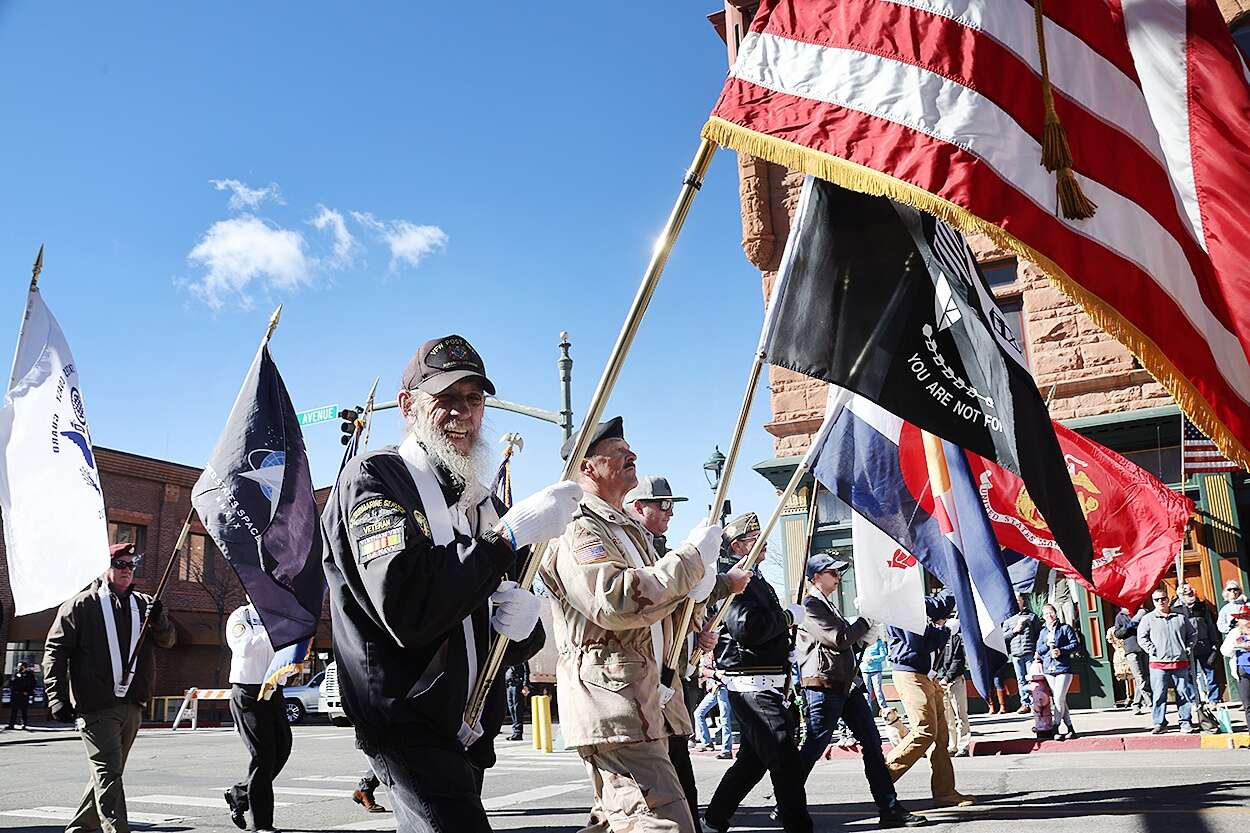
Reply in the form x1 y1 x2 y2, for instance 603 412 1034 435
561 416 624 461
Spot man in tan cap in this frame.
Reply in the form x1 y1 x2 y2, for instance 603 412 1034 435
540 420 723 833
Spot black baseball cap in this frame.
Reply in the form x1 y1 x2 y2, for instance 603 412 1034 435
402 335 495 396
561 416 624 461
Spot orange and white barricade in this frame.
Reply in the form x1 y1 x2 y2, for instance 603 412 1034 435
171 687 231 730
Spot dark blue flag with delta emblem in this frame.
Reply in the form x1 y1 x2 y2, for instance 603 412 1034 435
192 344 324 649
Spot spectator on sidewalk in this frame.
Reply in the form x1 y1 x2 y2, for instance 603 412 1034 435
883 592 975 807
1003 596 1041 714
861 636 889 716
5 662 36 730
984 668 1009 715
1171 583 1222 704
1113 605 1153 715
504 662 530 741
1139 590 1198 734
1035 604 1080 739
933 619 971 756
1219 605 1250 728
1217 580 1249 635
693 652 734 759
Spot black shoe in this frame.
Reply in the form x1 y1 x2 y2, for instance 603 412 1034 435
702 815 729 833
880 810 930 827
224 791 246 830
507 733 523 741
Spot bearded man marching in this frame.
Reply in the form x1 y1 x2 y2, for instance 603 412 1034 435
323 334 580 833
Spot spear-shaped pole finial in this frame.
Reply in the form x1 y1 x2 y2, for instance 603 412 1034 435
30 245 44 291
264 304 283 345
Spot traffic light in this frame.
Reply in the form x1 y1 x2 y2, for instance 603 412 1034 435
339 407 361 446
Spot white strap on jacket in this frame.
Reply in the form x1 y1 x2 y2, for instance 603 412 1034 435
398 436 484 733
608 526 673 705
98 583 140 697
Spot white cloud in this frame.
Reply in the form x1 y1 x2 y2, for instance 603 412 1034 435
351 211 448 270
210 178 284 211
186 215 311 310
310 205 358 268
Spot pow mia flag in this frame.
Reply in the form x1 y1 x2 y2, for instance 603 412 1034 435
191 343 325 648
760 177 1093 580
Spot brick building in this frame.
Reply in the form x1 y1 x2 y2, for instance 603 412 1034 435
0 447 332 716
709 2 1250 708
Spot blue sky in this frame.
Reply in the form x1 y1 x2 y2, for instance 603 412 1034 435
0 3 790 584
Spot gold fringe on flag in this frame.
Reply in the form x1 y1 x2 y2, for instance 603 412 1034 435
1033 0 1097 220
700 115 1250 473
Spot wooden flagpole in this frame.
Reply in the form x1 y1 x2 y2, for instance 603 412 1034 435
464 138 718 727
792 483 822 607
664 352 765 677
120 305 284 689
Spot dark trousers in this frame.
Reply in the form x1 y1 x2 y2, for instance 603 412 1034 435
367 739 492 833
229 684 293 830
668 733 699 824
1238 674 1250 728
506 683 525 738
706 688 812 833
799 687 897 813
359 768 380 793
7 693 29 727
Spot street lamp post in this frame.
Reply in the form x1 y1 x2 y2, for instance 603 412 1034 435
704 446 728 525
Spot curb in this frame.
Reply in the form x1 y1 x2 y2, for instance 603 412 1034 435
782 731 1250 759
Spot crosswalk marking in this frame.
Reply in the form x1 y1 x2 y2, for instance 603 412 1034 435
293 775 362 782
483 781 586 811
217 785 349 798
0 807 193 825
131 794 293 808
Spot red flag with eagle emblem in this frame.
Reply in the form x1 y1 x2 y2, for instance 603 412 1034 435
964 422 1193 611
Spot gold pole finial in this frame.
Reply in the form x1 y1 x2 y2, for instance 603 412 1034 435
30 245 44 290
264 304 283 343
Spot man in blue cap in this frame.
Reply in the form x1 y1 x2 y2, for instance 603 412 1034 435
795 552 927 827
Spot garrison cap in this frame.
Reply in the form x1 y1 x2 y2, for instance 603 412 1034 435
561 416 625 461
109 542 137 558
723 512 761 544
402 334 496 396
806 551 850 579
624 475 688 505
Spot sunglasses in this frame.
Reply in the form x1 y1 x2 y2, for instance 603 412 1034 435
1152 596 1166 602
110 557 142 570
644 499 674 512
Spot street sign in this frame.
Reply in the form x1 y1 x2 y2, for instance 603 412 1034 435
297 404 339 427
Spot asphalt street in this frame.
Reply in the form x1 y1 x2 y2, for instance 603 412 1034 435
1 723 1247 833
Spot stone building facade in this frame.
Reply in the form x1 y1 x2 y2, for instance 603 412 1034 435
709 2 1250 708
0 447 332 720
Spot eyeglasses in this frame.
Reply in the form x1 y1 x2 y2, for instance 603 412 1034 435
644 499 674 512
429 390 485 410
110 558 140 570
1152 596 1166 603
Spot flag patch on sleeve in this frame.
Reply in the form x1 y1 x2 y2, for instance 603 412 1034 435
573 528 610 564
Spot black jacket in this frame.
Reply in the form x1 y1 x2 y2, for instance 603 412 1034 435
504 662 529 688
934 627 967 683
1171 598 1219 658
1113 609 1147 654
7 669 35 697
322 445 543 764
715 573 793 675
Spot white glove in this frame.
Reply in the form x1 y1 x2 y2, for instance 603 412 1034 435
683 523 722 603
457 719 484 747
659 684 676 707
787 603 807 627
490 580 541 640
497 481 584 549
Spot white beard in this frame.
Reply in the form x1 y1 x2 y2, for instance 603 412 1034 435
406 407 491 510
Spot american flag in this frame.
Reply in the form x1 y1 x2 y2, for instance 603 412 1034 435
1183 417 1239 475
703 0 1250 472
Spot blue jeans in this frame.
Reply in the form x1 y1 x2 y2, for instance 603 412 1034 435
1012 655 1033 707
862 671 887 713
1193 659 1221 703
799 687 897 813
694 685 734 754
1149 666 1195 726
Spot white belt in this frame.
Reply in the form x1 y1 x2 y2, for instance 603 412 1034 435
724 674 787 692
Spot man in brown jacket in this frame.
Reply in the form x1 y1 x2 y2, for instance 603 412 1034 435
539 418 721 833
43 542 176 833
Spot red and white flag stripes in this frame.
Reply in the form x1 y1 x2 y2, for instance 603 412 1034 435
703 0 1250 470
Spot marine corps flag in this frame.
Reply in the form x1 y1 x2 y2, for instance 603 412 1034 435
965 422 1194 612
760 177 1094 579
192 342 324 649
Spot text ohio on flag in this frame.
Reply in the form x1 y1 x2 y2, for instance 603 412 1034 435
704 0 1250 470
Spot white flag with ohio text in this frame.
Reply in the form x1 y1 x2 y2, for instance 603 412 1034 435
0 290 108 614
851 511 927 636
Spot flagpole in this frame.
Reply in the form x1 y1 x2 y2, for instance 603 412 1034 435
792 483 821 606
7 246 44 390
664 352 765 677
686 453 813 674
118 510 193 688
464 137 718 728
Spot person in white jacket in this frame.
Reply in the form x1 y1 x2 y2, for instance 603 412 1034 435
223 603 291 833
1220 604 1250 729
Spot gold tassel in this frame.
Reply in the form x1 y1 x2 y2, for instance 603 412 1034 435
1034 0 1096 219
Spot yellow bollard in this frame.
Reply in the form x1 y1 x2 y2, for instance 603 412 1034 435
532 695 544 750
540 694 554 753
